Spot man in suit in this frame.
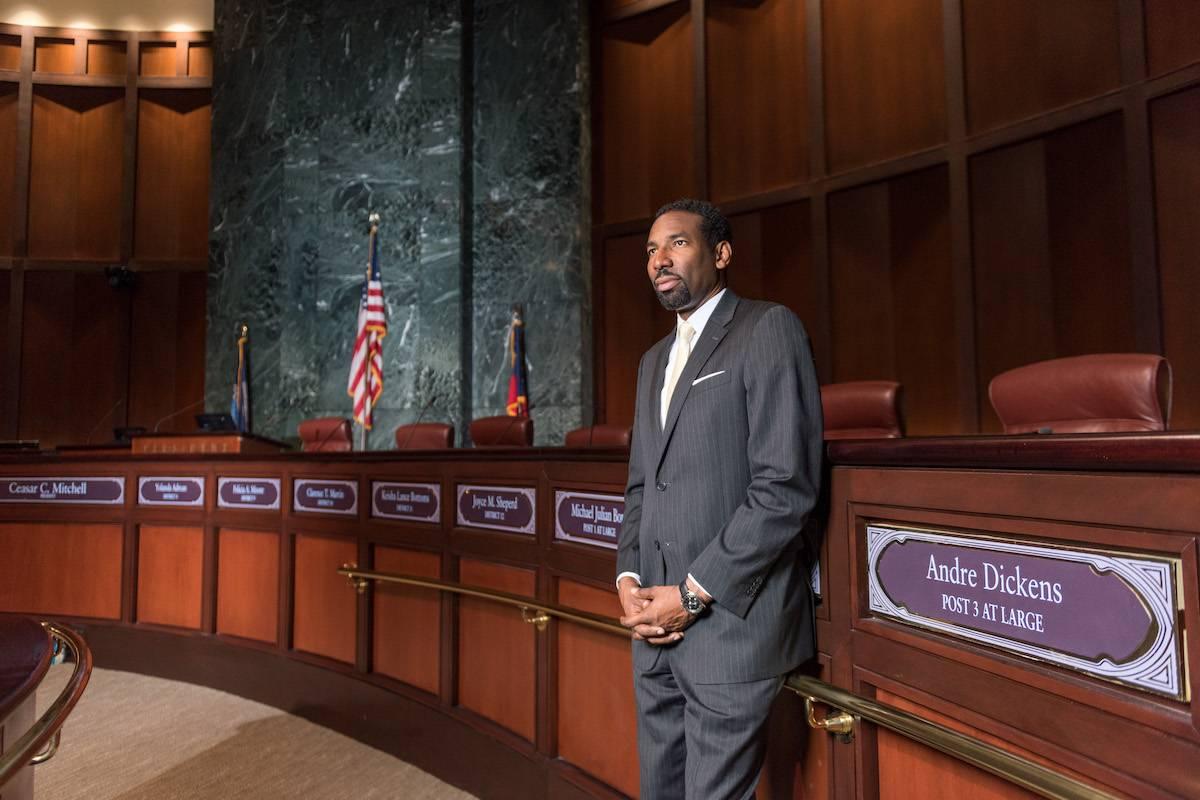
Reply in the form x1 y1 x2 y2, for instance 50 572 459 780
616 199 823 799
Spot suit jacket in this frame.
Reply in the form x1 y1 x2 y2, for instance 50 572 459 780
617 290 823 684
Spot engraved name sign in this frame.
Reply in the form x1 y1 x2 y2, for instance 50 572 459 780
372 482 440 523
138 476 204 507
0 477 124 505
293 479 358 515
456 485 536 534
868 524 1185 699
217 477 281 510
554 491 623 549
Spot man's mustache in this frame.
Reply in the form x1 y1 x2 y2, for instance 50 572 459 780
654 268 680 283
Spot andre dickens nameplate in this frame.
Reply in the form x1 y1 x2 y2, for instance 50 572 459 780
0 477 124 505
867 524 1185 699
456 485 536 534
554 491 622 549
372 482 440 523
293 479 358 515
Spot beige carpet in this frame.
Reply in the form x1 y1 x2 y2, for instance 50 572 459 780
34 666 477 800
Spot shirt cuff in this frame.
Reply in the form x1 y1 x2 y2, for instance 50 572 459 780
616 571 642 589
687 573 712 603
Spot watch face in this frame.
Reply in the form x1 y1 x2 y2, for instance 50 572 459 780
683 592 704 614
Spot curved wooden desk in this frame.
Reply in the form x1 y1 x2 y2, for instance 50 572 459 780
0 617 52 800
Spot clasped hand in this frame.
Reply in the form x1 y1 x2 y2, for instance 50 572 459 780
618 578 695 646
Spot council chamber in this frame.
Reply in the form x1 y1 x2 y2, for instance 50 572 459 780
0 1 1198 799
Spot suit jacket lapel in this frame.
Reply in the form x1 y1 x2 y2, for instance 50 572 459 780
645 334 671 448
655 291 739 471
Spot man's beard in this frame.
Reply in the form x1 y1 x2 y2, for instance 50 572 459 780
654 271 692 311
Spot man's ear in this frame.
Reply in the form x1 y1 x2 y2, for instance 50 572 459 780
715 240 732 271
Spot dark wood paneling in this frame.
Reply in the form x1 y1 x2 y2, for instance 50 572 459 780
1152 87 1200 430
821 0 946 172
134 89 211 260
962 0 1121 133
1145 0 1200 77
28 86 124 260
86 41 126 76
726 202 824 372
706 0 807 202
187 43 212 78
457 557 537 741
136 524 203 629
127 271 207 433
601 232 673 427
0 34 18 71
600 3 695 223
138 42 175 77
0 83 17 257
216 528 280 644
0 273 7 395
34 39 73 74
372 546 441 694
18 271 126 446
830 182 893 381
293 533 358 663
0 522 123 618
555 579 637 798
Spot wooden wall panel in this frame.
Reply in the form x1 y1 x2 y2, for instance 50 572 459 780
555 579 637 798
962 0 1121 133
216 528 279 643
127 271 207 433
34 39 73 74
136 525 203 629
1145 0 1200 78
187 43 212 78
134 90 211 261
87 41 126 76
19 272 126 447
457 558 536 741
28 87 124 260
600 4 695 223
601 232 673 426
0 35 18 71
372 546 441 694
822 0 946 172
0 522 123 618
726 202 823 377
829 168 957 434
0 83 17 257
139 43 176 77
0 274 7 393
1153 88 1200 430
706 0 807 202
293 533 358 663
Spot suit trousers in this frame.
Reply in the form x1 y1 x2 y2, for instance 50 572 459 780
634 644 784 800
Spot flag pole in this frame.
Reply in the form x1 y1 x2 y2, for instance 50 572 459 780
358 214 380 451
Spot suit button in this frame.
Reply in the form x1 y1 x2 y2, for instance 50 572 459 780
655 481 667 491
654 540 661 550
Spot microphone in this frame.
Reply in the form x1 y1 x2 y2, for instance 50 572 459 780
153 398 207 433
85 398 126 443
400 393 441 449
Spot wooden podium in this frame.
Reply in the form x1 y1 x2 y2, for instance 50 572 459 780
130 433 288 455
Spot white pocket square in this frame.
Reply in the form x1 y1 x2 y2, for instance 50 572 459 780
692 371 726 386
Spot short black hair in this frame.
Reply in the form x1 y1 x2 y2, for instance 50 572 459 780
653 198 732 249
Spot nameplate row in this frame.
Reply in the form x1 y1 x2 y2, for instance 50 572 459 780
868 524 1186 700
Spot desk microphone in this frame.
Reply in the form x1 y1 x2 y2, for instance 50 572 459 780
85 398 126 443
153 399 207 433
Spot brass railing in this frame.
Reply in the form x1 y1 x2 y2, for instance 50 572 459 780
341 565 1118 800
0 621 92 786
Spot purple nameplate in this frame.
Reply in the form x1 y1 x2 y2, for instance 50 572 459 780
456 485 536 534
217 477 281 510
372 481 440 523
0 477 124 505
554 491 622 550
138 476 204 507
293 479 358 515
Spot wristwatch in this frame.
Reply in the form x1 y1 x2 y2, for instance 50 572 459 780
679 580 708 615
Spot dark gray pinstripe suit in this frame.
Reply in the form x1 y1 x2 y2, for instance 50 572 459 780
618 290 823 799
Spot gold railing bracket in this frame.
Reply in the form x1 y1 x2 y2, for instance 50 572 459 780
805 696 856 743
29 731 60 765
342 563 369 594
521 607 551 631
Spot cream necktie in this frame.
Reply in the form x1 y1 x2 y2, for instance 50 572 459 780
662 320 696 426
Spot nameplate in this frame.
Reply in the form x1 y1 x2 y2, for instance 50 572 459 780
138 476 204 507
372 481 440 523
293 479 358 515
554 491 622 549
217 477 281 510
868 524 1186 699
456 485 536 534
0 477 124 505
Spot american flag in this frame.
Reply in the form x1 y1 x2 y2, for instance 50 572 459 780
347 223 387 428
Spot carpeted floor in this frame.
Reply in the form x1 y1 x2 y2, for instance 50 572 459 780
34 666 477 799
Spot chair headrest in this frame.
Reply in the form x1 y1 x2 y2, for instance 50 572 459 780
469 415 534 447
988 354 1172 434
564 425 632 448
394 422 455 449
820 381 903 440
297 417 353 452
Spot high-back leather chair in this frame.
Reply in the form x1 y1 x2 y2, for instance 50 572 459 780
989 354 1172 434
297 417 353 452
820 381 904 441
394 422 455 449
564 424 632 448
469 415 534 447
